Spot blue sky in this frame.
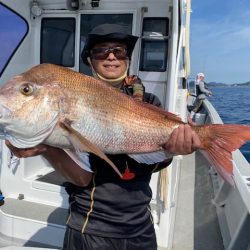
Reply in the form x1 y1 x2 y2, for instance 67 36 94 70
190 0 250 84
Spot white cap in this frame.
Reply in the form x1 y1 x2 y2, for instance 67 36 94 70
197 72 205 78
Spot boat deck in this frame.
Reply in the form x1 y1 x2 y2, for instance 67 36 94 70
172 152 224 250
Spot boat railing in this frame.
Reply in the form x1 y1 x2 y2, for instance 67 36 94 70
203 99 250 209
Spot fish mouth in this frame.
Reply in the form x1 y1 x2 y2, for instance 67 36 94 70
0 103 11 137
0 103 11 119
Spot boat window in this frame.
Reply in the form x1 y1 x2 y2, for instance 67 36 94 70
139 18 169 72
41 18 75 67
79 14 133 75
0 3 28 76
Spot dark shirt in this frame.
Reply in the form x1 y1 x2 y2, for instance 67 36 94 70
196 80 210 98
65 82 171 238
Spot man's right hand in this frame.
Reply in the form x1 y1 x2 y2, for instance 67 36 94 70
5 140 93 187
5 140 47 158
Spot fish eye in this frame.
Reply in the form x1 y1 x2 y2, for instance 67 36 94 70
19 84 34 96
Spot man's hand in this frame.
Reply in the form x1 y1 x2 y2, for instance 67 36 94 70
5 140 93 187
208 91 212 97
163 124 201 155
5 140 47 158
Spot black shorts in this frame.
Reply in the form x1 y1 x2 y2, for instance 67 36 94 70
63 226 157 250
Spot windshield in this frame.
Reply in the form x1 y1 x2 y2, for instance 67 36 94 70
0 3 28 76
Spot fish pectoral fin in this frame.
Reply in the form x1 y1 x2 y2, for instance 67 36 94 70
59 121 122 178
129 151 173 164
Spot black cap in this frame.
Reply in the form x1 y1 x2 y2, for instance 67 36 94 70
81 23 138 65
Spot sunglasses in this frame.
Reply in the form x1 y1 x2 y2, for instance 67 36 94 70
90 47 128 60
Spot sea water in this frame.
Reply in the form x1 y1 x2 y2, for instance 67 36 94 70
209 86 250 162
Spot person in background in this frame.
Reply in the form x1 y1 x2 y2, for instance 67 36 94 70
5 24 201 250
190 72 212 119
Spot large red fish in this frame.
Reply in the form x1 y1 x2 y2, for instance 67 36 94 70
0 63 249 185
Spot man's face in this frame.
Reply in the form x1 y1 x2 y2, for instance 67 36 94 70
90 42 129 79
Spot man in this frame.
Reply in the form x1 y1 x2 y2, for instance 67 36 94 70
190 72 212 119
6 24 201 249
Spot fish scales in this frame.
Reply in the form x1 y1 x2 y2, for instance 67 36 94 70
45 65 174 152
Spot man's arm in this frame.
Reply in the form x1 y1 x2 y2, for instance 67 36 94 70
199 81 212 96
5 141 92 187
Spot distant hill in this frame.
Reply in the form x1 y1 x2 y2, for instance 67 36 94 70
207 82 227 87
189 81 227 88
231 81 250 87
207 81 250 87
188 80 250 88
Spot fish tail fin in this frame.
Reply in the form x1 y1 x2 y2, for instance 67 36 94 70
196 124 250 186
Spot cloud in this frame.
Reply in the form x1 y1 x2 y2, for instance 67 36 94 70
190 3 250 83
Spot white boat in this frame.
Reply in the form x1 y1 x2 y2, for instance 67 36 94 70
0 0 250 249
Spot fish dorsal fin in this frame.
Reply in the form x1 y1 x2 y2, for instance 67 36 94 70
59 120 122 178
136 101 183 123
